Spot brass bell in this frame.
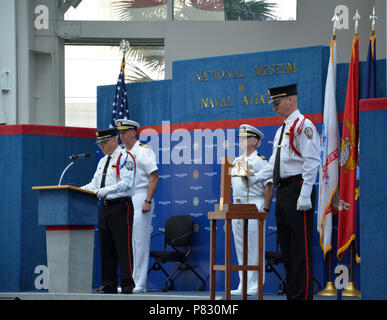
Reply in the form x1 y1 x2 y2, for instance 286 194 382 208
232 158 254 177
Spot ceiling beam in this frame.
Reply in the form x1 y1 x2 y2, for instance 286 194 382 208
56 21 165 46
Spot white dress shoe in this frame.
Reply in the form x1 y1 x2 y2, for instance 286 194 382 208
247 289 258 296
230 289 242 295
133 287 147 293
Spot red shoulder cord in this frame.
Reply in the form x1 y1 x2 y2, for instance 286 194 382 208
116 151 136 180
288 115 317 157
289 118 303 157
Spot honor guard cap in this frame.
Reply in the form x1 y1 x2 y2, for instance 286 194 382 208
268 83 297 103
115 119 141 131
96 128 117 145
239 124 264 140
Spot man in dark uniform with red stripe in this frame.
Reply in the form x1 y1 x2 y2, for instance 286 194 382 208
248 84 321 299
81 128 136 294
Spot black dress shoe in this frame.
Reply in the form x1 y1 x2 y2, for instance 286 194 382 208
121 286 133 294
100 285 117 294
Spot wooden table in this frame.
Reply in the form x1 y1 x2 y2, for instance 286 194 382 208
208 203 267 300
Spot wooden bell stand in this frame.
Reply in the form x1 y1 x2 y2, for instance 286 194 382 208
208 157 268 300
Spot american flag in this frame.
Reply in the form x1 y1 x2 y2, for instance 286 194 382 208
110 56 129 127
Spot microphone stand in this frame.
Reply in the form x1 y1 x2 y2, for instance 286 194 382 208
58 153 91 185
58 160 75 186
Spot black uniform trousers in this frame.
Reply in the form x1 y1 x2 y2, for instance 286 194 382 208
275 175 315 300
98 197 135 292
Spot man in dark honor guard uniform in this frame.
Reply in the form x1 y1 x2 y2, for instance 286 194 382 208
249 84 321 300
81 128 136 294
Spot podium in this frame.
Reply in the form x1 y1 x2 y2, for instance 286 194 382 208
208 158 267 300
32 185 97 293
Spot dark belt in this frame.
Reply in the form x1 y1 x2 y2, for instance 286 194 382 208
277 174 303 187
102 197 130 206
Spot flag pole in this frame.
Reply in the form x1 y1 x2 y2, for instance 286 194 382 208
317 251 336 296
341 11 362 298
316 12 339 297
110 39 130 129
370 6 377 35
120 39 130 56
342 242 361 297
119 39 130 75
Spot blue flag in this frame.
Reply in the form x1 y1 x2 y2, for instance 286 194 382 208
361 33 376 99
355 31 376 264
110 56 130 127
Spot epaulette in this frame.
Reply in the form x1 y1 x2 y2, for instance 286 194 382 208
139 142 152 149
257 152 266 160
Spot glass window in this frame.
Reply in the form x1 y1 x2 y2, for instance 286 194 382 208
174 0 225 21
174 0 297 21
267 0 297 21
65 0 167 21
65 45 165 128
64 0 296 22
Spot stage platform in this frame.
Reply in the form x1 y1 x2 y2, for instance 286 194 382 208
0 290 360 300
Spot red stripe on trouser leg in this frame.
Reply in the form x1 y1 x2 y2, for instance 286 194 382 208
303 210 309 300
126 202 133 278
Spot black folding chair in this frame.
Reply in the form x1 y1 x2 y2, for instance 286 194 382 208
265 231 322 295
147 214 206 292
265 231 287 295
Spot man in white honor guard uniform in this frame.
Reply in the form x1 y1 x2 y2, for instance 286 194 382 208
116 119 159 294
231 124 274 296
81 128 136 294
248 84 321 300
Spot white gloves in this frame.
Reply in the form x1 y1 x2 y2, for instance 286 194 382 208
297 195 312 211
96 187 109 199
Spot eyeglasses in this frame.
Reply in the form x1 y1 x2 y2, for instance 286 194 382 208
271 97 284 105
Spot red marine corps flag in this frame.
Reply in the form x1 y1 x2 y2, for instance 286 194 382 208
337 13 360 261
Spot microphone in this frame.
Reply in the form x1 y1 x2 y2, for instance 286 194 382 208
58 153 91 185
69 153 91 161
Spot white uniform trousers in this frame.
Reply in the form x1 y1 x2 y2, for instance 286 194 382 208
231 196 266 293
131 190 154 290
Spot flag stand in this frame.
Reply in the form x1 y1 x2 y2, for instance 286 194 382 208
317 11 339 297
317 251 336 296
337 10 361 299
343 243 361 297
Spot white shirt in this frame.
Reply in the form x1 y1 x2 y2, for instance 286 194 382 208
252 109 321 198
231 151 270 201
82 146 135 199
125 140 158 192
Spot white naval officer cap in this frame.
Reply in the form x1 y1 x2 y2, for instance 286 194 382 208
115 119 141 131
239 124 264 140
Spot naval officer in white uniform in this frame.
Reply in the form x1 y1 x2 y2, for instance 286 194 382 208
231 124 274 295
116 119 159 293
